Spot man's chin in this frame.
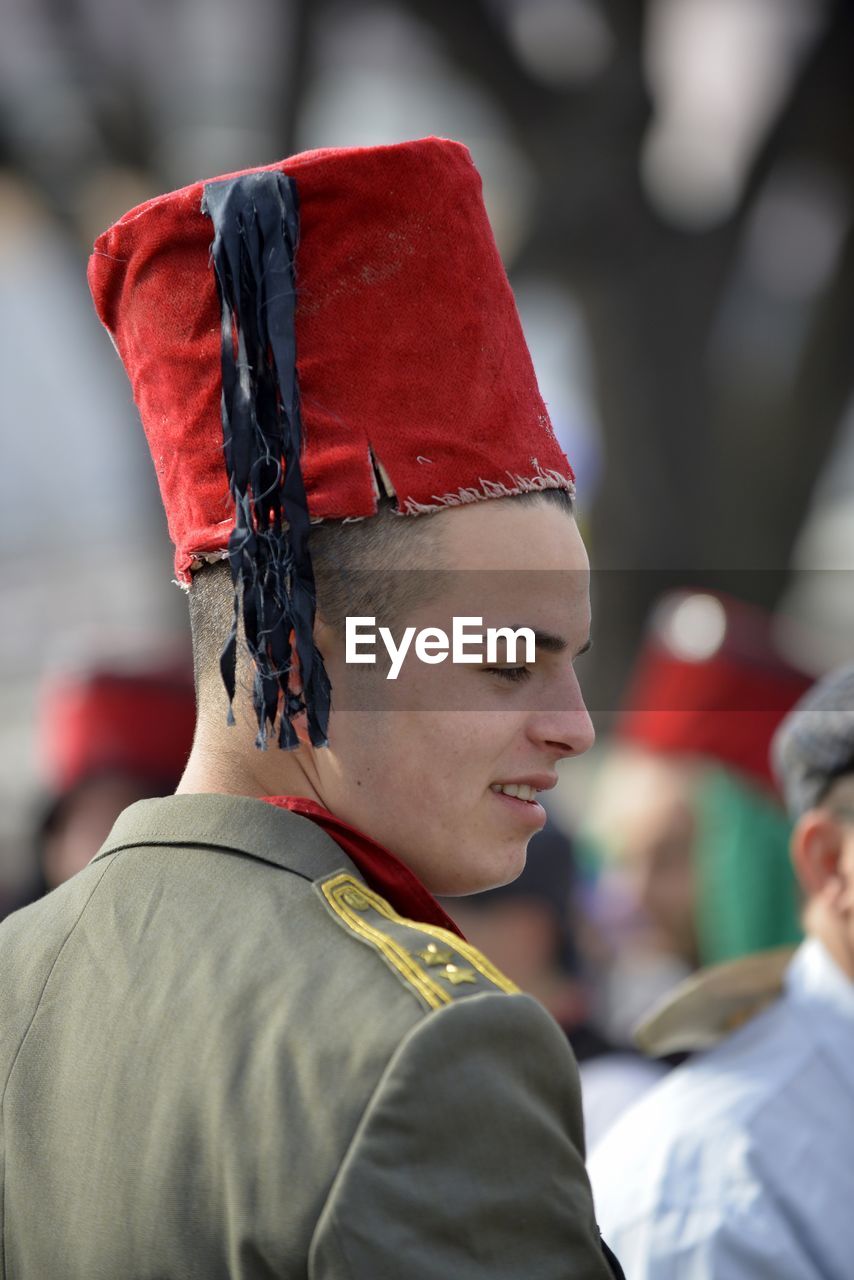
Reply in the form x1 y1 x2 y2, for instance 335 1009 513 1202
432 842 529 898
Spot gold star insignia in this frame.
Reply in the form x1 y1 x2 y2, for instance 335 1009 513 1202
441 964 477 986
415 943 456 966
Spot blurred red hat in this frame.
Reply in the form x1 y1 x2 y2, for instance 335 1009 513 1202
39 666 196 794
616 591 813 792
88 137 571 748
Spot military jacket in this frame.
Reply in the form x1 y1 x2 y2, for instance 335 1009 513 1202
0 793 615 1278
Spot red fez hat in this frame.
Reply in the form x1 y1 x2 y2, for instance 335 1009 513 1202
616 591 813 791
88 137 572 748
39 666 196 794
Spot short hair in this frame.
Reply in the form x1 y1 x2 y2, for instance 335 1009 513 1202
188 487 574 705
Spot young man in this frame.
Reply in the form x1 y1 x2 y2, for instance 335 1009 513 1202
589 663 854 1280
0 138 621 1277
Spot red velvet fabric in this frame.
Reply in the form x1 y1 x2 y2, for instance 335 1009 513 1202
263 795 463 938
88 137 573 583
40 668 196 792
616 593 812 791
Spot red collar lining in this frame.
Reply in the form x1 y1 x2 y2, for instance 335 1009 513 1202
263 796 463 939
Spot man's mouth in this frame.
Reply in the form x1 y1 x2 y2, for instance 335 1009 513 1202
490 783 537 802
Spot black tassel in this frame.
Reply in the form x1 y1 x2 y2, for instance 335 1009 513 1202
201 171 331 749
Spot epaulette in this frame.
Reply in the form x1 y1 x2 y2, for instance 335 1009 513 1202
316 872 520 1011
634 946 797 1057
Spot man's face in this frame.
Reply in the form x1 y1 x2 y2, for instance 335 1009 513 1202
305 499 594 895
589 749 700 966
42 773 161 890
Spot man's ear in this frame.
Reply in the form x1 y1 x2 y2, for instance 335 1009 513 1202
791 809 844 900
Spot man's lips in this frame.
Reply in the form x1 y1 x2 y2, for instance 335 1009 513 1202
489 777 553 829
490 791 548 830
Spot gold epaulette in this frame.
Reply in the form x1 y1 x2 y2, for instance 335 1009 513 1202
316 872 520 1012
634 946 797 1057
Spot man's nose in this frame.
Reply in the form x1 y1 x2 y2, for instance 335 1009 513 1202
527 669 595 760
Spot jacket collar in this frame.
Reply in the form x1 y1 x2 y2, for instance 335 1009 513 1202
787 937 854 1024
92 792 356 885
263 796 463 937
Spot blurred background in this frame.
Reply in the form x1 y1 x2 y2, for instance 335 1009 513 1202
1 0 853 1124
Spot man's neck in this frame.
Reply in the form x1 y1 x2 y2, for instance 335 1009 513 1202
176 729 321 805
804 899 854 982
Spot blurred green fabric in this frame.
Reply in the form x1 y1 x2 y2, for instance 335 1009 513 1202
695 766 802 966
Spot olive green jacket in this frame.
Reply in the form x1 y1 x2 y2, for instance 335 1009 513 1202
0 794 614 1278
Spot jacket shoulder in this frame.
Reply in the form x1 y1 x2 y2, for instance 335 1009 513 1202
315 871 519 1013
634 947 796 1056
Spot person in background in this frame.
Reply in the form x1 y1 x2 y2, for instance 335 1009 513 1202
15 662 196 905
589 662 854 1280
445 812 669 1147
584 588 812 1042
444 816 589 1040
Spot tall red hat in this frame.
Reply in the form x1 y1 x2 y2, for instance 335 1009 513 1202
616 590 813 791
39 665 196 794
88 137 572 748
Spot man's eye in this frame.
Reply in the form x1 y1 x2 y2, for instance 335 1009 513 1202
483 666 531 684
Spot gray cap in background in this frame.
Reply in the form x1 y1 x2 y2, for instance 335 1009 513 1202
771 664 854 819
